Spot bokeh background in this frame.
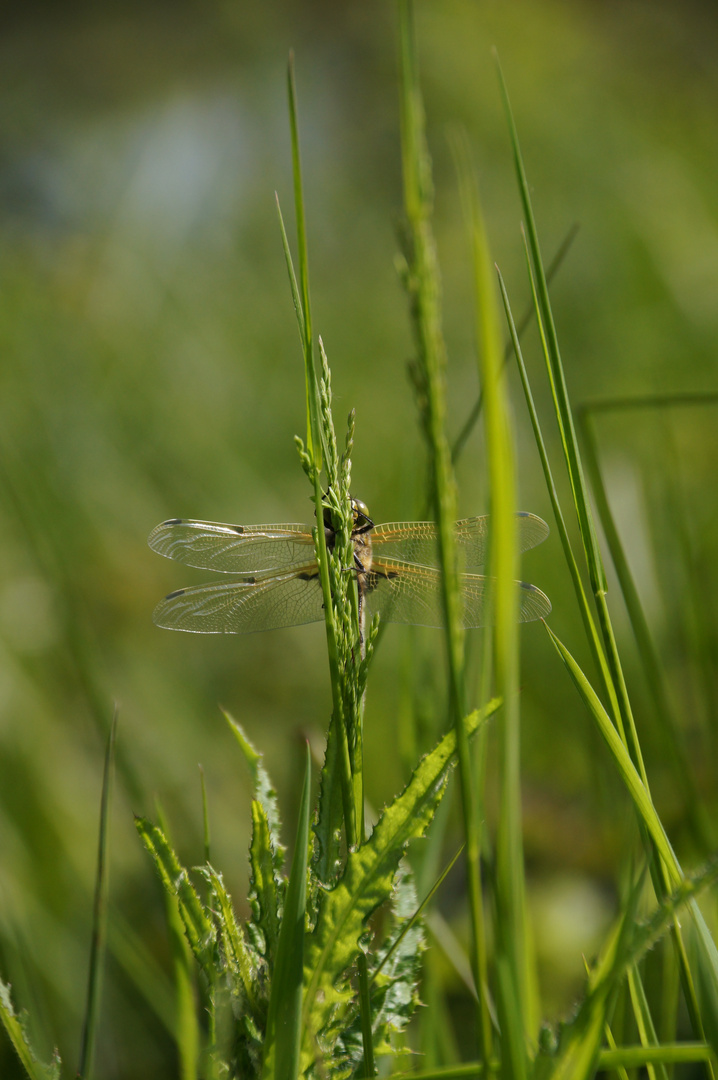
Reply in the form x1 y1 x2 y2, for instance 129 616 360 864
1 1 717 1075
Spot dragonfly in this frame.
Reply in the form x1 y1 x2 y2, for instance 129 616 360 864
148 500 551 635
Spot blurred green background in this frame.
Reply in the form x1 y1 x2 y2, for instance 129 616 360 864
1 1 717 1074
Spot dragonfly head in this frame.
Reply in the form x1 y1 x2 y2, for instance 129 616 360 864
321 496 374 541
351 498 373 534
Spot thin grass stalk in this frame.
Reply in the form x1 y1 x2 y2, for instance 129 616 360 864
497 254 622 731
284 60 376 1072
494 57 604 598
626 964 669 1080
77 708 117 1080
279 91 357 853
398 2 490 1064
577 403 710 850
451 222 579 466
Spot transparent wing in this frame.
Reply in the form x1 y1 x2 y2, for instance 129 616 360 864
371 511 549 568
365 558 551 628
148 519 315 573
152 567 324 634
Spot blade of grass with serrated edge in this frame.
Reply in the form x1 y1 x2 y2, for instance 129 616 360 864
0 979 61 1080
261 742 311 1080
163 874 200 1080
77 709 117 1080
223 709 285 864
135 818 214 965
301 700 501 1070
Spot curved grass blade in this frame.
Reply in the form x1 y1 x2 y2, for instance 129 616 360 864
497 256 623 734
577 399 713 850
545 624 680 884
451 222 579 466
495 54 604 599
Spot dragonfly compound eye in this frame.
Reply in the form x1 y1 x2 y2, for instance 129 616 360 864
351 498 373 531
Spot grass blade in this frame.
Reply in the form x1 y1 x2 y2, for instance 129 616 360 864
495 55 604 597
261 742 311 1080
455 130 532 1073
77 708 117 1080
545 624 681 883
451 222 579 466
577 399 713 850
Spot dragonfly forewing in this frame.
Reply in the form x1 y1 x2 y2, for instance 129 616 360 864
371 511 549 569
152 567 324 634
148 519 315 574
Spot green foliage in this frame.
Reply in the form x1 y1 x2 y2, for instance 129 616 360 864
134 698 498 1077
2 4 718 1079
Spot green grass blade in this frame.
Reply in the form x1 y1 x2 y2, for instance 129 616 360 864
455 132 532 1072
371 845 464 988
545 625 684 884
200 866 262 1021
199 765 210 865
626 964 669 1080
106 916 177 1037
275 192 306 346
77 708 117 1080
495 55 604 597
577 401 712 850
261 742 311 1080
498 255 623 730
452 222 579 466
286 54 324 473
